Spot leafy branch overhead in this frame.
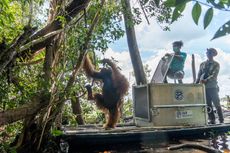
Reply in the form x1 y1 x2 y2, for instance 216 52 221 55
164 0 230 40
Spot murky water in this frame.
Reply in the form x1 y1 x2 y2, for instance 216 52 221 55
211 134 230 152
65 134 230 153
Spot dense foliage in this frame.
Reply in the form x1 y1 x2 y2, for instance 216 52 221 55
0 1 134 152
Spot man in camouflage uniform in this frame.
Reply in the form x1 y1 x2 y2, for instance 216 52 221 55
196 48 224 124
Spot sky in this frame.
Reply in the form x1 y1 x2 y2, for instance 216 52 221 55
101 1 230 98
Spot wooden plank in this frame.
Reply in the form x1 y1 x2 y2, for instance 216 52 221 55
192 54 196 83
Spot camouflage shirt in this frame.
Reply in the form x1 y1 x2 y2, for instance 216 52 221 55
196 60 219 88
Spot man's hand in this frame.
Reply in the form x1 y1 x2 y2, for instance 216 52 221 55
165 53 171 56
200 79 207 84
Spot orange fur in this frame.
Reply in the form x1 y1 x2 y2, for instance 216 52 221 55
83 55 129 128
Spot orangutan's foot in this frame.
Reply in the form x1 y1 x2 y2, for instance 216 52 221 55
103 123 115 130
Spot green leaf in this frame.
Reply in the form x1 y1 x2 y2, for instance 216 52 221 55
8 13 14 21
208 0 224 9
192 2 201 25
2 0 9 9
203 8 213 29
0 18 4 26
154 0 160 7
175 0 191 6
51 129 63 136
164 0 190 7
171 3 186 23
212 20 230 40
164 0 176 7
220 0 228 4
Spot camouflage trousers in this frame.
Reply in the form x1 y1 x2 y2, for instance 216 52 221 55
206 88 224 124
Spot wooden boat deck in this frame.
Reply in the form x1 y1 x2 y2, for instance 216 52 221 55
61 123 230 147
59 114 230 152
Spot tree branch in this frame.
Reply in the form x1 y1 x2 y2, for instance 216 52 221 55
17 58 44 66
0 94 47 126
19 29 63 53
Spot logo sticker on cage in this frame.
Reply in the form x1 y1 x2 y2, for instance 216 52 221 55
175 89 184 101
176 110 193 119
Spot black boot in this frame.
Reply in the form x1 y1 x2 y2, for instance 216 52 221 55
178 79 183 84
217 107 224 124
163 78 168 83
208 120 216 124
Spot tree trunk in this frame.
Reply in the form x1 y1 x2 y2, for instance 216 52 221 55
1 0 104 152
71 97 85 125
15 1 66 152
122 0 147 85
